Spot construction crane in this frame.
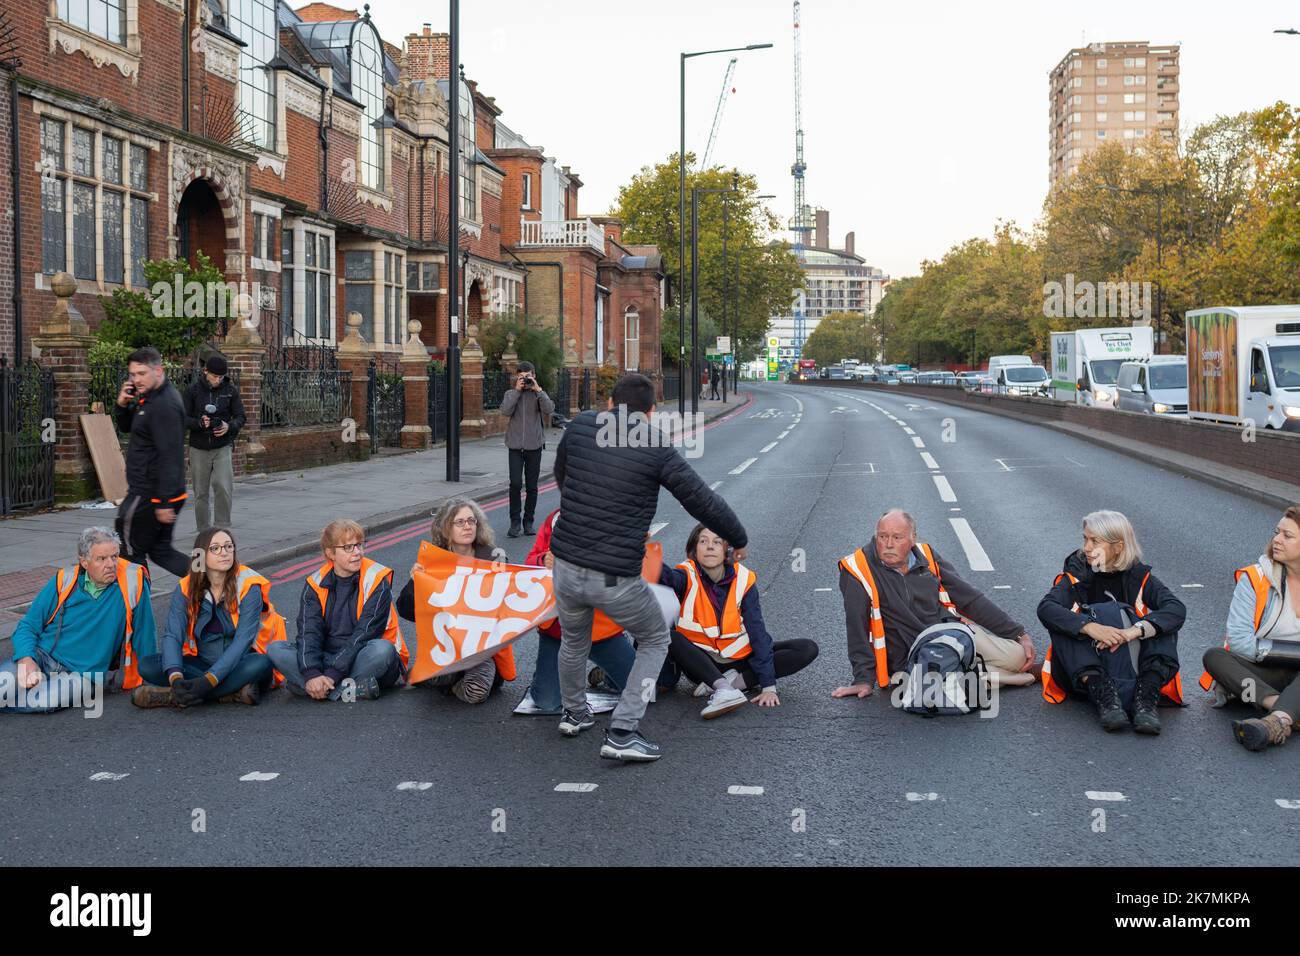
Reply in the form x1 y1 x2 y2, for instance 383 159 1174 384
788 0 812 250
701 58 738 169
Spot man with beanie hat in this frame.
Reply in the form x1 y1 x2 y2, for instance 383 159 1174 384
184 354 246 530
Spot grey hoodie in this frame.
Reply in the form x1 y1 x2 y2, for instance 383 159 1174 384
499 380 555 451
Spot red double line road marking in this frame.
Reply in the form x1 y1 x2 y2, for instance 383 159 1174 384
267 391 754 583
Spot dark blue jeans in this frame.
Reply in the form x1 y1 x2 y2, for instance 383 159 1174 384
527 632 636 714
138 652 274 700
266 640 401 700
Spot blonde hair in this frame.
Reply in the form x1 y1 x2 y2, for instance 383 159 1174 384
431 497 495 552
1082 510 1142 572
321 518 365 556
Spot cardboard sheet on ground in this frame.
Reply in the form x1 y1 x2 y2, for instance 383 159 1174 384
408 541 673 684
79 413 127 505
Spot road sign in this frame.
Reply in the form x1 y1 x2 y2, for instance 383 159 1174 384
767 336 780 348
717 336 731 353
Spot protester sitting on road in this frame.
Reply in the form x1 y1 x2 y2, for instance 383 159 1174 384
1037 510 1185 734
550 371 748 761
1200 506 1300 752
834 509 1037 700
513 508 635 715
396 498 515 704
268 519 408 701
660 523 818 718
132 528 283 709
1 527 153 714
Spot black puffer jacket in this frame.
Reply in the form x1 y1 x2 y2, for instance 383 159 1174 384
550 409 747 578
184 375 246 451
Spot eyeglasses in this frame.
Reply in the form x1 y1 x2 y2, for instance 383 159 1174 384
452 517 478 528
333 542 365 554
207 543 236 554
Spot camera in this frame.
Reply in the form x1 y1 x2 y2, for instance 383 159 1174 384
204 403 224 431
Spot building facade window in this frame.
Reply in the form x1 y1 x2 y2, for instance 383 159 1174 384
624 309 640 371
1096 76 1108 87
40 116 150 287
351 22 386 190
227 0 278 151
1096 58 1107 69
1096 95 1107 105
344 248 402 347
521 172 532 209
383 251 404 345
1097 112 1108 123
56 0 126 46
280 226 294 335
457 79 477 221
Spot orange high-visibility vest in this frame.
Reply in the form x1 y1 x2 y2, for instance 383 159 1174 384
675 560 757 660
306 558 411 670
178 566 288 685
838 543 954 688
1041 570 1183 705
1198 563 1271 693
47 559 148 688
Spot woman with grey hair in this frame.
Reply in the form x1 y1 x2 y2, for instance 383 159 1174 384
395 497 514 704
1037 510 1186 734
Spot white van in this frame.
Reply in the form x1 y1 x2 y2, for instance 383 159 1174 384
1186 306 1300 432
986 355 1033 383
1051 326 1155 407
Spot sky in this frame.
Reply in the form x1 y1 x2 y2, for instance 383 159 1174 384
363 0 1300 280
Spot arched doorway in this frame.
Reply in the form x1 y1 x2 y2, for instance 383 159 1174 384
176 179 228 269
466 280 484 334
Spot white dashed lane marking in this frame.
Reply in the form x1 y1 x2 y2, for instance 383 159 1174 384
730 458 757 474
89 772 129 782
649 522 668 536
993 585 1012 590
920 452 940 470
932 475 957 503
906 792 940 802
1181 584 1204 589
949 518 994 572
709 480 723 490
240 772 280 782
397 781 433 791
727 786 764 796
1086 791 1127 802
814 587 833 592
1277 799 1300 809
778 430 791 439
902 427 916 436
760 442 778 453
555 783 599 793
911 437 926 448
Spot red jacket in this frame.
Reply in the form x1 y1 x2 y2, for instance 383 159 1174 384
526 510 563 639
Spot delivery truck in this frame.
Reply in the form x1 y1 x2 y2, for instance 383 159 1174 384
1050 326 1154 407
1185 306 1300 432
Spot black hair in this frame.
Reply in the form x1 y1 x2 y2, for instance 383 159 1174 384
127 346 163 367
611 372 655 414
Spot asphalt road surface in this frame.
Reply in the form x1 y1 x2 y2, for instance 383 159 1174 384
3 382 1297 866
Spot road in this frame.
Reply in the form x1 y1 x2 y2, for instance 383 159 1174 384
3 381 1297 866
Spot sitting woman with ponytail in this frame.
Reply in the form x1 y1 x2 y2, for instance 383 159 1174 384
133 527 283 708
1201 506 1300 753
659 523 818 719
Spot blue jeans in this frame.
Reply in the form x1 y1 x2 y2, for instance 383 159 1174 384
267 640 401 700
138 652 273 701
527 632 636 714
0 648 98 714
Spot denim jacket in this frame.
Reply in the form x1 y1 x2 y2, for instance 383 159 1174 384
162 586 264 682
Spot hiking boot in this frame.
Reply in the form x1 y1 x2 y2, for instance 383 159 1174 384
131 683 175 709
217 682 261 705
353 676 382 700
558 704 595 737
1086 674 1128 732
1132 674 1162 735
523 519 536 535
507 521 523 538
1232 712 1292 752
701 685 748 719
599 728 662 762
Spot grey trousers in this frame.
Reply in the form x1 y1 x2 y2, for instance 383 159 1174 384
553 557 670 732
190 444 234 530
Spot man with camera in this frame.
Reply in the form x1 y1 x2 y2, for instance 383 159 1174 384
499 360 555 538
114 347 191 578
184 354 245 531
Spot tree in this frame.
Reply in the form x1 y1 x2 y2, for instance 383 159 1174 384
478 310 563 392
614 154 805 366
96 252 231 359
801 312 874 367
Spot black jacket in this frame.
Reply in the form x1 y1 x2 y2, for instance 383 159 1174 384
295 567 395 682
840 538 1025 682
1037 551 1186 640
550 408 747 578
184 375 246 451
114 379 187 505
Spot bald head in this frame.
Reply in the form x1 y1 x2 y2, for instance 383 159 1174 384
875 509 917 571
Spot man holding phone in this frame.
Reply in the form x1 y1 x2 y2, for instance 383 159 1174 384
184 354 245 530
499 360 555 538
114 347 191 578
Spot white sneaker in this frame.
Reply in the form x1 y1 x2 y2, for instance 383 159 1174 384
692 681 713 698
722 668 744 690
701 685 748 719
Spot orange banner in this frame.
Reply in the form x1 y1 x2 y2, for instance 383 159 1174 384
408 543 556 683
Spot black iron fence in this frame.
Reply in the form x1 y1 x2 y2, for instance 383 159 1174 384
0 358 55 516
427 366 448 443
578 368 593 411
483 370 510 411
554 368 571 414
368 361 405 450
662 372 680 403
261 369 351 428
87 363 206 413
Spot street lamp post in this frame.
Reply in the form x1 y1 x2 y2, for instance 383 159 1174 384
679 42 772 414
691 180 742 414
445 0 461 481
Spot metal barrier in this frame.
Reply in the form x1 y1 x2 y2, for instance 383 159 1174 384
0 358 55 515
578 368 593 411
427 366 448 443
261 369 351 428
554 369 571 414
662 372 680 403
367 361 405 450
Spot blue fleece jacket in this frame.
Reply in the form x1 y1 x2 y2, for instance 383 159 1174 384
11 570 155 675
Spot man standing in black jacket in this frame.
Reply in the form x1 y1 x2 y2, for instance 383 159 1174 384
184 354 245 531
113 347 191 578
550 372 748 761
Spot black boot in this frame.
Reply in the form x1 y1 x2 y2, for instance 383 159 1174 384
523 518 535 535
1086 673 1128 732
1132 672 1162 735
507 520 522 538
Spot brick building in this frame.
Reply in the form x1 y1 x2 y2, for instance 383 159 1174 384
0 1 662 382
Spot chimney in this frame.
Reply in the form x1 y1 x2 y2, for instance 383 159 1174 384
814 209 829 250
404 29 450 82
844 231 855 255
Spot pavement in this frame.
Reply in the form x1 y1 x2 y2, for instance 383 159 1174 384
0 390 751 647
2 381 1296 867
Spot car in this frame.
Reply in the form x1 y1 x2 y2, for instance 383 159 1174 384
1115 355 1188 416
996 364 1052 397
898 371 918 384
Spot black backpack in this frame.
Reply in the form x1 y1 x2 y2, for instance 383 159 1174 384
1080 597 1142 712
899 622 991 716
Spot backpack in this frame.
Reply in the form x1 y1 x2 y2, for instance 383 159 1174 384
899 622 990 716
1081 596 1142 712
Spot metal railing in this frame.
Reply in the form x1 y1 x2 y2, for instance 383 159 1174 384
554 368 571 414
261 369 351 428
483 370 510 411
427 366 449 443
518 217 606 254
0 358 55 515
578 368 593 411
87 363 205 412
662 372 680 403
